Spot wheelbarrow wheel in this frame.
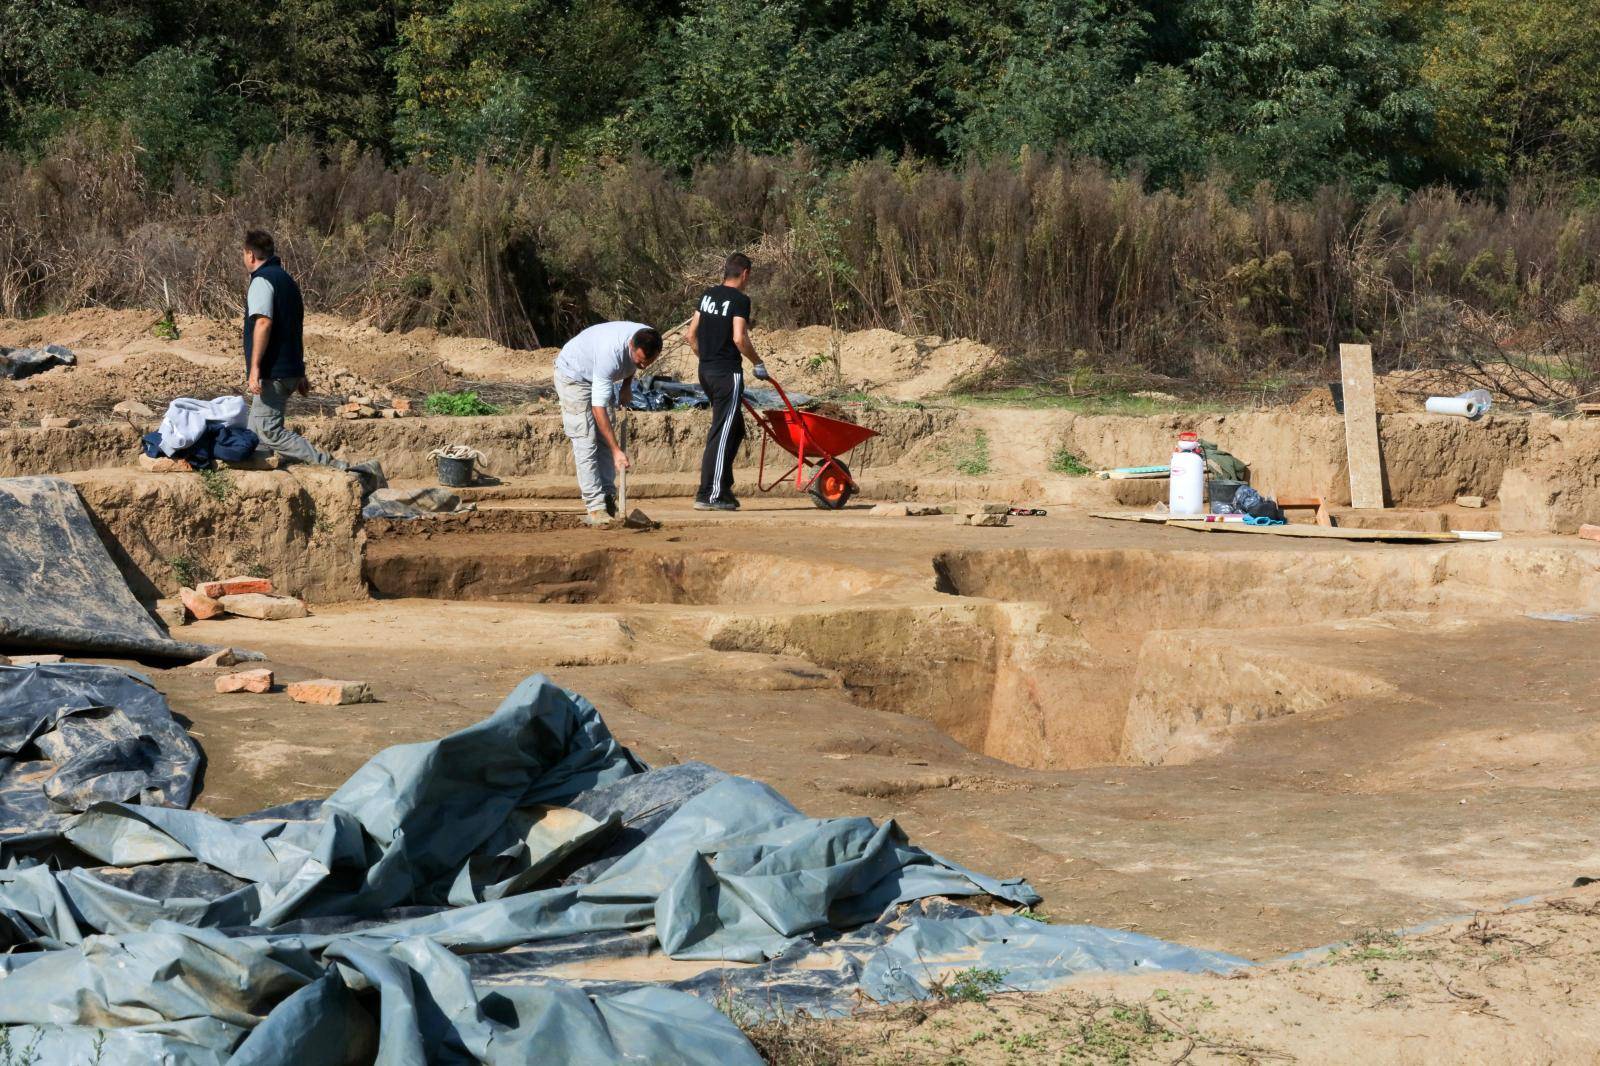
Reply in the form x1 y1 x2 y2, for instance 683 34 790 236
809 460 855 510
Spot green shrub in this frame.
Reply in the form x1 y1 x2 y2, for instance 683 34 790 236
425 391 499 416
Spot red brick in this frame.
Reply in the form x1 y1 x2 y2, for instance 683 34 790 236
286 679 373 706
186 648 242 669
215 668 273 694
198 576 274 598
180 586 227 620
1579 524 1600 543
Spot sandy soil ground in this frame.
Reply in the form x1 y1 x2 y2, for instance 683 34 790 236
798 885 1600 1063
107 505 1598 962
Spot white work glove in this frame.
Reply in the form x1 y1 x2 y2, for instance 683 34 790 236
753 364 770 381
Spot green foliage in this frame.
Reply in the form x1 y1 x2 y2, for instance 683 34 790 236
395 0 646 162
198 467 236 503
1049 448 1092 476
629 0 916 168
949 430 991 477
425 390 500 416
153 311 179 340
939 967 1008 1003
168 555 206 587
6 0 1588 197
1422 0 1600 184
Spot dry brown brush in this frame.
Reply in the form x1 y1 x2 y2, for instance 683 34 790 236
3 138 1598 391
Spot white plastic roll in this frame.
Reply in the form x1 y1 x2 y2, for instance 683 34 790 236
1425 390 1492 420
1425 395 1478 418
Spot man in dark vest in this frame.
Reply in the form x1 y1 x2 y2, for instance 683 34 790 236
242 230 382 489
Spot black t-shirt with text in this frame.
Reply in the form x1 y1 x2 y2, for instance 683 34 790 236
694 284 752 371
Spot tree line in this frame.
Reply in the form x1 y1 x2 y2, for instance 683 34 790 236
3 0 1599 196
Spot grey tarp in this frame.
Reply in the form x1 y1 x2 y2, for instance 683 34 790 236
0 476 217 660
0 663 200 859
0 673 1246 1063
0 344 75 380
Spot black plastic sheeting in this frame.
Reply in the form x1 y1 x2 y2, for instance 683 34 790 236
0 673 1246 1063
0 664 200 857
0 476 219 661
630 374 808 412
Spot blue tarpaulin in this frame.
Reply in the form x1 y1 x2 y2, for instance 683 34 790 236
0 671 1246 1063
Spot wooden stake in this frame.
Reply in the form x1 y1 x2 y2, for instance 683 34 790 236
1339 343 1385 509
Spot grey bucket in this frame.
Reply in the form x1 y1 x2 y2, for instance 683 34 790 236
437 455 474 487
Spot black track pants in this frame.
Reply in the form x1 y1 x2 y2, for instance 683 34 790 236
698 367 745 502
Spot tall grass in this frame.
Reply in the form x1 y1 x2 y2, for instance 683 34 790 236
3 135 1598 385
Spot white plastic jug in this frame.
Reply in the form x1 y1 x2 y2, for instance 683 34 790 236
1169 433 1206 516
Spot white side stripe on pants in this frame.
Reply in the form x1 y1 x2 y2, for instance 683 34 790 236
710 372 743 502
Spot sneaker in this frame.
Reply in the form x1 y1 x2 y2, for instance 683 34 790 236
693 499 712 511
703 498 738 512
584 511 613 527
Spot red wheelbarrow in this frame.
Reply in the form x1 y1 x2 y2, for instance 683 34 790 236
741 379 877 509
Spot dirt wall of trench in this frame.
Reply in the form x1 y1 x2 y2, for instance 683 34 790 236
9 404 1600 533
63 467 366 603
1048 412 1529 508
0 408 959 481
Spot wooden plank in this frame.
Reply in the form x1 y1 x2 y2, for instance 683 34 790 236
1167 521 1458 543
1090 511 1173 524
1340 343 1385 509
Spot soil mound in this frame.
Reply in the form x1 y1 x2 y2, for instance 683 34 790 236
656 324 1003 400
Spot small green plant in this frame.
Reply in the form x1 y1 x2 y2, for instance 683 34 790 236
168 555 205 587
1048 447 1091 475
1015 906 1052 922
152 310 180 340
198 467 236 502
425 391 499 416
951 430 990 476
940 966 1007 1003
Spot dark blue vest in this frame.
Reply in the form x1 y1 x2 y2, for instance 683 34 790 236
243 257 306 380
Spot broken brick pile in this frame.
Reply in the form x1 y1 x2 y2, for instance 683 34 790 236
169 577 309 626
336 395 411 420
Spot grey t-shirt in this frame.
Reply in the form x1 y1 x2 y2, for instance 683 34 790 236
246 276 275 319
554 321 650 407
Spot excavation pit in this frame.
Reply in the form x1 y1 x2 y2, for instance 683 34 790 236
357 524 1600 776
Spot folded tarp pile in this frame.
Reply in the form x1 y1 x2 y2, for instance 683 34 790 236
0 343 75 380
0 671 1245 1064
0 477 218 660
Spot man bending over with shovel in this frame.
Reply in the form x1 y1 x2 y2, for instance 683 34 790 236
553 321 663 525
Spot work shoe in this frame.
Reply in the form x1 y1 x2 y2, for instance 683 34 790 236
349 459 388 497
584 510 613 527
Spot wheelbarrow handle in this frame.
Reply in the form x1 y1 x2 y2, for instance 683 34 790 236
763 375 803 422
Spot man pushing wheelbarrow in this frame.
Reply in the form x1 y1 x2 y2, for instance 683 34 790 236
685 253 766 511
685 253 875 512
